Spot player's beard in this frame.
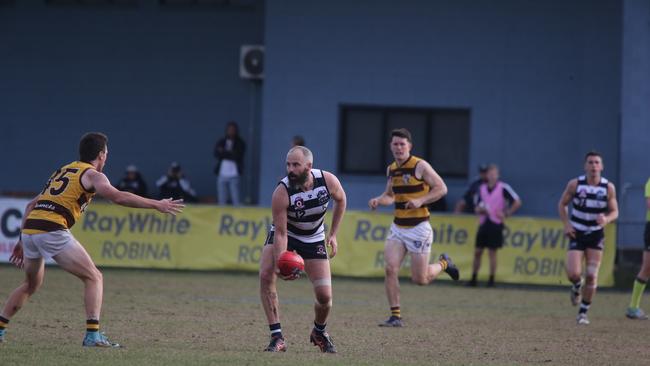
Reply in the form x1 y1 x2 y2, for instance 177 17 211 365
288 169 309 188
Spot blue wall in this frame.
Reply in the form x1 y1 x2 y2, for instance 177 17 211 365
260 0 622 218
619 0 650 247
3 0 648 246
0 0 264 202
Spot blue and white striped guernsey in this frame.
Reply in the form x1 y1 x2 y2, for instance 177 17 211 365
277 169 331 243
570 175 609 233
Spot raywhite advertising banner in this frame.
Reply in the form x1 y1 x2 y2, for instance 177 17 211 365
0 198 29 263
0 197 617 286
0 198 59 265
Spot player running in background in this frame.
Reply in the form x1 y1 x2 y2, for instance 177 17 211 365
0 132 184 346
625 176 650 320
369 128 459 327
259 146 346 353
558 151 618 325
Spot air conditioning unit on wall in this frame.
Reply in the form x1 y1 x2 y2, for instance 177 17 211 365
240 45 264 80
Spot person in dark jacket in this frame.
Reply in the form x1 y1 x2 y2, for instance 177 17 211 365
157 162 197 202
454 164 489 214
116 165 148 198
214 121 245 206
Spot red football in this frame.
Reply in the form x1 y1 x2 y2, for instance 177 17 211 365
278 251 305 278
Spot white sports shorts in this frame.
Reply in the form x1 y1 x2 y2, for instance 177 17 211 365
21 230 75 259
387 221 433 253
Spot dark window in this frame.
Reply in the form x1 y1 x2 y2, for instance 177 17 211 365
45 0 138 6
339 105 470 178
159 0 257 8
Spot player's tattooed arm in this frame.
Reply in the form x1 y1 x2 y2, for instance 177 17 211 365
271 184 290 263
598 182 618 226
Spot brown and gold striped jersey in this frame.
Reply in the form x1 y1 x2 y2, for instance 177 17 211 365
23 161 96 234
388 156 430 227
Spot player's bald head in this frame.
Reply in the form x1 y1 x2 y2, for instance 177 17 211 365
287 146 313 165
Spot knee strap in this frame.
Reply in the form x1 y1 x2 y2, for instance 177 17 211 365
312 278 332 288
586 262 600 276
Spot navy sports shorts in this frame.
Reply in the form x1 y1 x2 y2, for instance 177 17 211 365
264 230 328 260
475 220 504 249
568 230 605 251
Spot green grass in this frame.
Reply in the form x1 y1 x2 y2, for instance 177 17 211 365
1 265 649 365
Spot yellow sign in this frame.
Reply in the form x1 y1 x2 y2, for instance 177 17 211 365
335 211 615 286
71 204 616 286
72 204 271 271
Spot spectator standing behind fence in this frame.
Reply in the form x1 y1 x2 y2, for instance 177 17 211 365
454 164 488 214
467 164 522 287
116 165 148 197
156 162 197 202
214 121 245 206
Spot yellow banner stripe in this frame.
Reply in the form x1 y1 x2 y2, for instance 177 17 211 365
63 202 616 287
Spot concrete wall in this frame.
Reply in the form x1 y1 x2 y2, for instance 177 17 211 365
3 0 645 247
0 0 264 202
260 0 622 219
619 0 650 247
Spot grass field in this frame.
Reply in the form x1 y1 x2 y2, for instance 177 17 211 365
0 265 649 366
